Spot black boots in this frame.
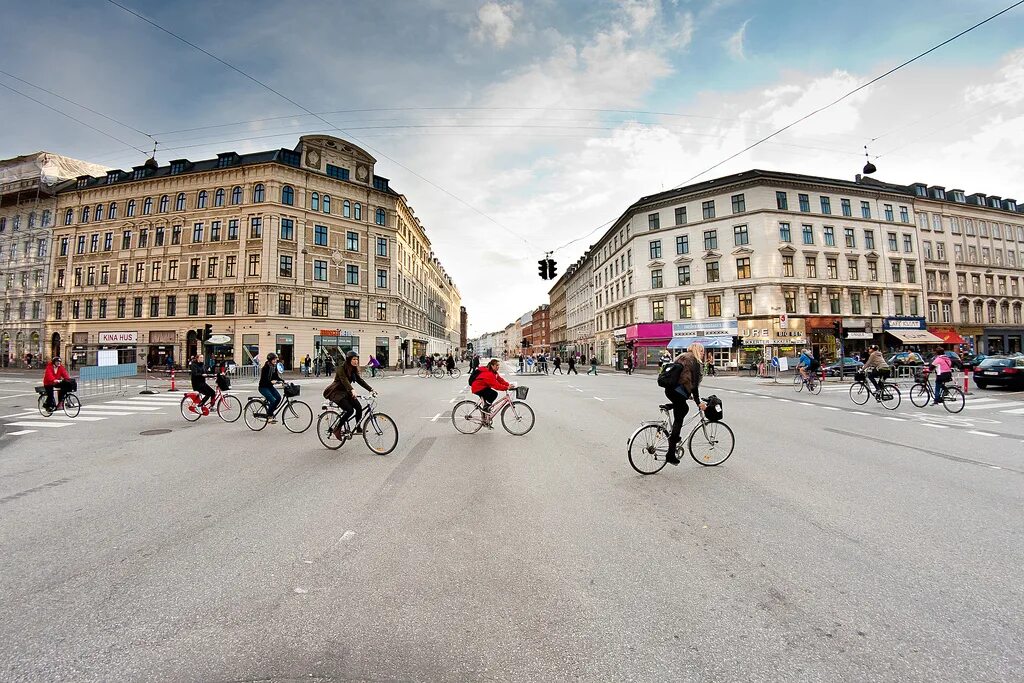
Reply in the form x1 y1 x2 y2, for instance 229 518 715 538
666 439 681 465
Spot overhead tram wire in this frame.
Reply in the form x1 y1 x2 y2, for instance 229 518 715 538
0 81 149 156
671 0 1024 188
106 0 540 252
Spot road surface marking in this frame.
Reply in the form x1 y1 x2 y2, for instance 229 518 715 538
5 421 74 428
965 397 998 403
967 430 997 437
777 398 792 402
1000 407 1024 415
798 402 813 406
965 402 1020 410
102 403 163 410
430 412 443 422
883 417 906 422
850 411 870 416
5 429 36 436
922 424 949 429
821 406 840 410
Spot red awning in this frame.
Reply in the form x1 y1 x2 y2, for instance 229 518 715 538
929 328 965 344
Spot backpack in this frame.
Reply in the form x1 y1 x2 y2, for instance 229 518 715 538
657 362 683 388
468 367 482 387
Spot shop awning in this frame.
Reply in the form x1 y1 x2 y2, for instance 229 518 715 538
668 336 733 349
886 329 944 344
929 328 966 344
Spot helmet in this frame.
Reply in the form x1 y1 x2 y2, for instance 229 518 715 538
266 352 278 361
346 351 359 359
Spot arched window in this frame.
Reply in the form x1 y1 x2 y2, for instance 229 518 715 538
94 204 103 221
64 209 74 226
1014 303 1022 325
215 188 225 207
159 195 169 212
81 207 90 223
197 190 208 209
375 208 386 226
281 185 294 206
354 202 362 221
175 193 186 211
126 199 136 217
143 197 153 215
108 203 117 220
311 192 319 212
253 183 265 203
322 195 331 214
343 200 350 218
231 186 242 205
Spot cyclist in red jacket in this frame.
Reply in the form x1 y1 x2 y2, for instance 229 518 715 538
43 356 71 411
470 358 514 425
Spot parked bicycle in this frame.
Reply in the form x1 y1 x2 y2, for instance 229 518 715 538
627 402 735 474
35 380 81 418
451 386 535 435
180 374 241 422
849 370 901 410
794 370 822 395
317 394 399 454
909 368 965 413
242 382 313 432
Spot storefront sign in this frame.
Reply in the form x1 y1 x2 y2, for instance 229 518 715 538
206 334 232 345
883 317 925 330
846 332 873 340
957 326 983 336
673 319 738 337
149 330 176 343
319 329 340 337
738 318 805 345
843 318 868 328
99 331 139 344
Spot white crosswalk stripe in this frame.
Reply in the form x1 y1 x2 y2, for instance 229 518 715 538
0 392 181 438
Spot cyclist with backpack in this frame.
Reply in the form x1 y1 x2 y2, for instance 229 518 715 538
657 342 708 466
797 348 819 384
469 358 514 428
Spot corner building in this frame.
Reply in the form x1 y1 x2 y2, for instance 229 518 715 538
48 136 462 369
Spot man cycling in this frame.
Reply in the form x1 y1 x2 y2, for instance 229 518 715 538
470 358 513 428
259 352 283 423
863 344 889 392
797 348 819 384
42 355 72 411
189 352 216 416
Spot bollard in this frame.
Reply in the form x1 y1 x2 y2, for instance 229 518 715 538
963 368 971 396
168 368 178 392
140 367 159 395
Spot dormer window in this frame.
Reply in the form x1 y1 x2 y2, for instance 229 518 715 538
952 191 966 203
170 161 187 174
326 163 349 180
373 176 390 192
133 168 146 180
76 177 89 189
216 152 239 168
913 184 926 197
106 171 119 185
280 150 300 167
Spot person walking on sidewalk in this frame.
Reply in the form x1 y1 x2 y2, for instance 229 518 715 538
588 356 599 375
624 354 634 375
567 356 578 374
553 355 562 374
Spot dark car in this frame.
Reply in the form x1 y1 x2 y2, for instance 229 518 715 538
963 354 988 371
974 357 1024 390
887 352 924 367
824 357 864 377
925 350 964 370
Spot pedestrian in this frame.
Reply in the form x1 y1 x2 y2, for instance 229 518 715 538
553 355 562 374
518 354 525 374
446 353 456 376
624 354 633 375
567 355 578 375
588 356 598 375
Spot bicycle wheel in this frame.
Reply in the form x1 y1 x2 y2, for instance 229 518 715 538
688 420 735 466
432 367 446 379
217 394 242 422
417 367 429 378
37 394 53 417
180 394 202 422
243 399 270 431
501 400 535 436
627 424 670 475
317 410 346 450
942 386 965 414
449 368 461 380
880 384 901 411
63 394 81 418
282 400 313 433
849 381 870 405
808 378 822 395
909 383 931 408
363 412 399 455
451 400 484 434
794 373 803 392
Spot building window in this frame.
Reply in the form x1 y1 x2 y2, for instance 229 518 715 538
376 237 388 256
805 256 817 278
119 230 130 250
843 228 855 248
192 223 203 243
313 225 328 246
171 225 182 245
253 184 265 203
135 262 145 283
278 293 292 315
850 293 862 314
227 220 238 240
231 187 242 205
90 234 99 253
247 292 258 314
801 225 814 245
702 200 715 220
861 201 871 219
733 224 749 246
894 295 904 316
153 227 164 247
731 194 746 214
346 231 359 251
343 200 351 218
345 298 360 319
735 257 751 279
703 230 717 250
249 217 262 238
133 297 143 318
377 301 387 321
884 204 894 221
95 204 103 222
808 292 819 314
108 203 118 220
652 300 665 321
347 264 359 285
891 262 901 282
903 234 913 253
675 235 689 255
312 295 329 317
116 298 126 318
214 188 224 207
864 230 875 250
223 293 234 315
281 186 294 205
827 257 838 279
279 254 293 278
206 257 217 278
86 266 95 286
168 259 178 280
190 258 201 279
776 191 788 210
375 208 386 226
707 294 722 317
738 292 753 315
906 262 916 284
322 195 331 214
326 164 349 180
798 194 810 212
248 254 260 276
651 269 663 288
820 197 831 215
224 256 235 278
783 255 794 277
823 227 835 247
706 261 720 283
376 268 388 288
675 206 687 224
194 190 206 209
779 222 791 242
649 240 661 259
210 221 221 242
314 260 327 281
146 296 158 318
354 203 362 220
841 198 852 217
677 265 691 285
678 296 692 319
280 218 294 240
848 259 859 280
887 232 898 251
64 208 73 225
900 206 909 223
867 260 878 281
784 290 796 313
829 292 841 314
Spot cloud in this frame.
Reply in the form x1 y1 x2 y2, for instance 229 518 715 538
473 2 521 48
725 18 750 60
619 0 659 32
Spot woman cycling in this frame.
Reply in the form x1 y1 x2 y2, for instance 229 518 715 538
259 352 283 423
470 358 514 427
663 342 708 466
335 351 375 434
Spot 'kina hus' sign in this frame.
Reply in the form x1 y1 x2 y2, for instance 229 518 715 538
98 331 139 344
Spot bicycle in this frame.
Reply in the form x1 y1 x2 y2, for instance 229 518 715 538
849 370 901 410
242 382 313 432
435 366 461 380
451 386 535 436
908 368 965 413
794 370 822 395
368 366 387 380
35 382 81 418
317 394 399 454
627 402 735 474
180 376 241 422
417 364 433 378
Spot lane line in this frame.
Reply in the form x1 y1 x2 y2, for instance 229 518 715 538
850 411 870 416
1000 407 1024 415
964 402 1020 410
821 406 840 411
883 417 906 422
593 397 604 402
5 429 36 436
5 421 74 428
922 424 949 429
967 430 998 437
430 412 443 423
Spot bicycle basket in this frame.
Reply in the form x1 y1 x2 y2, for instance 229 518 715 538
515 386 529 400
64 378 78 392
216 374 231 391
283 382 300 397
854 370 866 382
34 385 46 396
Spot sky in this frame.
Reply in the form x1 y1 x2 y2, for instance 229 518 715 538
2 0 1023 335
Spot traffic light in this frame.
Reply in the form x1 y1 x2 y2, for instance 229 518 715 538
538 259 548 280
732 336 742 350
547 259 557 279
195 328 204 343
203 324 213 342
832 321 842 338
521 338 529 349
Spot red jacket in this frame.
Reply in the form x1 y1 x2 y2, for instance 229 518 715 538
471 367 510 394
44 362 70 387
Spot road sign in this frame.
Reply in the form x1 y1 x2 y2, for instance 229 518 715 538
779 314 788 325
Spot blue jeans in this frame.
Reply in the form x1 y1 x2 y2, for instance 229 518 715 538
259 386 281 416
934 372 952 402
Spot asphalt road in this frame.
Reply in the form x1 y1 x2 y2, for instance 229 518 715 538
1 364 1022 681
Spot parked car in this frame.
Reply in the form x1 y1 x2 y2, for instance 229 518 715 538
963 354 989 371
924 350 964 369
974 356 1024 390
887 352 925 367
824 357 865 377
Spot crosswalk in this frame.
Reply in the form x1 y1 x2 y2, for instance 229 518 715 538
1 392 190 438
795 383 1023 415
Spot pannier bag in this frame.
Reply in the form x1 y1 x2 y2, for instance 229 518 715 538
283 382 300 397
704 394 724 422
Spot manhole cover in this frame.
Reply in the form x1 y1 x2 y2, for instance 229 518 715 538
140 429 172 436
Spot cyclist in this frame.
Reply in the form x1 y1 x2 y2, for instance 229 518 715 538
259 352 283 423
189 352 216 415
930 347 954 405
42 355 71 411
663 342 708 466
446 353 456 376
797 347 819 384
470 358 512 428
335 351 376 435
863 344 889 393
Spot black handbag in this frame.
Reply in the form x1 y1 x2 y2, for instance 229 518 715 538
704 394 724 422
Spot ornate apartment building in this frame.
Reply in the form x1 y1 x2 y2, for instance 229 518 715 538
564 251 595 358
47 135 463 369
0 152 107 365
547 275 568 354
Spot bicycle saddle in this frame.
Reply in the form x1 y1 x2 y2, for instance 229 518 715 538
659 403 674 411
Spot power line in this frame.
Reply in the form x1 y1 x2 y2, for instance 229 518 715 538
106 0 540 252
0 80 149 155
671 0 1024 188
